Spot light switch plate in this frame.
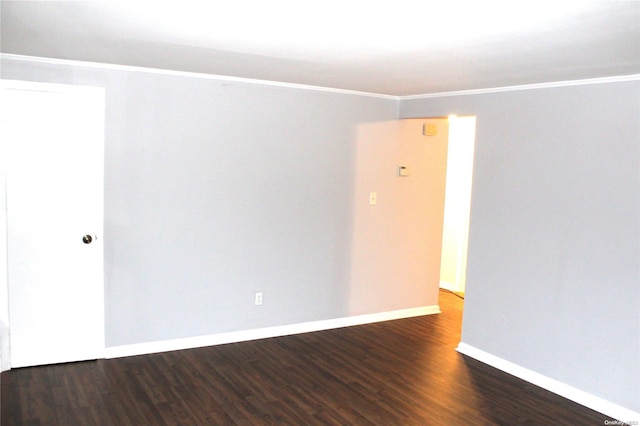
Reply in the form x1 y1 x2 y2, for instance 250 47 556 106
398 166 410 176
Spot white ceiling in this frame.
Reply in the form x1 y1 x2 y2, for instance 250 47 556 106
2 1 639 96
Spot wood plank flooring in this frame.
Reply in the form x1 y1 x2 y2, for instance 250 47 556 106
2 290 622 425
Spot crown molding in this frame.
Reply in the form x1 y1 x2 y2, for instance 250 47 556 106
399 74 640 100
3 54 638 101
0 54 397 100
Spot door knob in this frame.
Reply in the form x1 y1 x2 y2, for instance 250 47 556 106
82 235 93 244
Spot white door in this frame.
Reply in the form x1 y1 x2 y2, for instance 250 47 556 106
1 81 105 368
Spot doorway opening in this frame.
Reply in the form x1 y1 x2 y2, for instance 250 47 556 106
439 115 476 299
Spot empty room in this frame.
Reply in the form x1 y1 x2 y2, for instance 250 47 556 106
1 1 639 425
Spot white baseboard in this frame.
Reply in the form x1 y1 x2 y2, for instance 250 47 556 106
0 322 10 373
105 305 441 359
456 342 640 422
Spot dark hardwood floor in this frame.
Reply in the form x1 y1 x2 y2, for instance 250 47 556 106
2 290 620 425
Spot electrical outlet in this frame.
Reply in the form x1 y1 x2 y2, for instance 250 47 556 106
254 292 263 306
369 191 377 205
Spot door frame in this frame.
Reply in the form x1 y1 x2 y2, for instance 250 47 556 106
439 115 477 296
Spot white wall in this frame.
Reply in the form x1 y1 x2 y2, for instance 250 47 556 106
0 56 446 352
349 119 448 314
0 109 8 372
0 122 7 328
401 80 640 414
0 87 10 371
